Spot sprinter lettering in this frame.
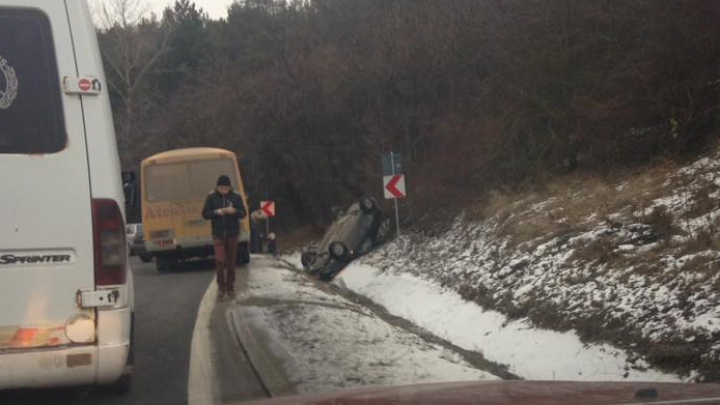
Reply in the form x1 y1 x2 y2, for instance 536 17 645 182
0 255 71 265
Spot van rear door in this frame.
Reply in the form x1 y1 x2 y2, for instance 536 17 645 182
0 1 96 350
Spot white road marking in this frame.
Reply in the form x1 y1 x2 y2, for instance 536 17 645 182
188 279 221 405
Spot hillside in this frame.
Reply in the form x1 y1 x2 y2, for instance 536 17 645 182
342 142 720 382
102 0 720 228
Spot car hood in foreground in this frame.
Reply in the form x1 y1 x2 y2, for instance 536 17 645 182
240 380 720 405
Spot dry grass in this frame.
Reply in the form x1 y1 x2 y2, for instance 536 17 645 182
645 343 706 372
678 212 720 255
640 206 680 238
682 182 720 219
479 162 677 217
569 238 617 264
680 231 720 256
680 254 720 276
469 161 679 249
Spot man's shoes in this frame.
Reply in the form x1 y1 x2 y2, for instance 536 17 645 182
217 291 226 301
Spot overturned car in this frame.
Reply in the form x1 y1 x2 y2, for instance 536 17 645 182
302 197 383 281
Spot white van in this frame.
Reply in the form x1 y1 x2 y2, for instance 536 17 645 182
0 0 134 392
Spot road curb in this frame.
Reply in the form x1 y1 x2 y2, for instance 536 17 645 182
188 280 221 405
227 306 297 397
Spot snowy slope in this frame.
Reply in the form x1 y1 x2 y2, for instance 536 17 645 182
336 146 720 381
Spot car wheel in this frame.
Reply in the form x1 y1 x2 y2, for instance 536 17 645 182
171 258 187 271
139 253 153 263
360 197 376 213
301 251 317 268
329 241 349 260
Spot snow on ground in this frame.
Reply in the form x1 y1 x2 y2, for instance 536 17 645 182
336 264 681 382
280 252 304 271
327 147 720 381
230 260 498 393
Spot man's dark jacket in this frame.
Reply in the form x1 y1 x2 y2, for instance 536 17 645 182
202 191 247 238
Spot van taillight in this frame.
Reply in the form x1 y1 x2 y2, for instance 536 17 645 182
92 199 127 286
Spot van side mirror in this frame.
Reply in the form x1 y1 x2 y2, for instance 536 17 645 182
122 171 138 208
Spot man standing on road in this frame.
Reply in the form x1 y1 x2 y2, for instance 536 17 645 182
202 175 247 300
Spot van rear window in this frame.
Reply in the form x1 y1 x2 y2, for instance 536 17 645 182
145 159 239 202
0 9 66 154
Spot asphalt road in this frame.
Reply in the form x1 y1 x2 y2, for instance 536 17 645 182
0 257 214 405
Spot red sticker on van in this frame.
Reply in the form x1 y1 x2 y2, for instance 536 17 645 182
78 79 91 91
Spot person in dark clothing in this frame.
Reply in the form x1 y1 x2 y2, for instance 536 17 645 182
249 210 263 254
202 175 247 299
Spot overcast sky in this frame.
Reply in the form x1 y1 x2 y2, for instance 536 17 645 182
89 0 235 21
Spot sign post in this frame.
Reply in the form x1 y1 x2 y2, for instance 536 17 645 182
260 200 275 238
383 152 406 236
391 153 401 236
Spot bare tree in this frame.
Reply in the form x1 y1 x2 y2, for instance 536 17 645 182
96 0 172 164
95 0 148 29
